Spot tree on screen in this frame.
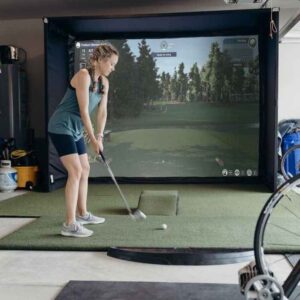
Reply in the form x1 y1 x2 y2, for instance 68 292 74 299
188 63 201 102
160 72 172 102
177 63 188 102
108 40 140 118
136 39 160 108
231 65 245 100
199 41 259 103
244 55 259 100
205 42 223 102
170 70 180 102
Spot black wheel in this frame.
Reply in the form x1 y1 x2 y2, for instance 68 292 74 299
280 144 300 180
254 174 300 298
25 181 34 190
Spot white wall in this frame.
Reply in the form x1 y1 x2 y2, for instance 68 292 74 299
278 42 300 121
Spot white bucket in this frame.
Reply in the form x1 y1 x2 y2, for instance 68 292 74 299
0 160 18 192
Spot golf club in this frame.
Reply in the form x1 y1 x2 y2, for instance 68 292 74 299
98 152 146 221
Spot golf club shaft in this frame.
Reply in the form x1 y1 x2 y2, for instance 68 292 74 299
100 153 133 215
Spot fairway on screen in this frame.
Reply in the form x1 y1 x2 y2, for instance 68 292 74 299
74 36 260 179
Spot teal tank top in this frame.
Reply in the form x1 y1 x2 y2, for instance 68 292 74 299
48 84 102 141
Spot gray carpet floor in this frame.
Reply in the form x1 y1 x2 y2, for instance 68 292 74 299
55 281 300 300
55 281 245 300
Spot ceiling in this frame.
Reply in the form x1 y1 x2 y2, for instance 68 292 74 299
281 9 300 41
0 0 300 36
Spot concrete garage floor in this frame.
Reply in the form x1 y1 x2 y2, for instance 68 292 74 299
0 191 293 300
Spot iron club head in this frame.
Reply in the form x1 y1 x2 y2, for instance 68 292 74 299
130 209 147 221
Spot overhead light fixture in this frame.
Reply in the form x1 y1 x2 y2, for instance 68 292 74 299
224 0 263 4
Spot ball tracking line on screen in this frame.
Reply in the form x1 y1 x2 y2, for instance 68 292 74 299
98 152 146 221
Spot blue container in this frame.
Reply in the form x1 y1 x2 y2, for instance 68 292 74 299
282 132 300 176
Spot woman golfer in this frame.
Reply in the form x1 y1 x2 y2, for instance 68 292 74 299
48 43 119 237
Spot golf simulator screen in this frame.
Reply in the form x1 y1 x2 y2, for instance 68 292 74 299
73 36 260 179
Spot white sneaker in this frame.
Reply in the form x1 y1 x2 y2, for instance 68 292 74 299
61 222 93 237
76 212 105 225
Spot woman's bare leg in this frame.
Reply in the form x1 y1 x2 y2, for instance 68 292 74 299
77 153 90 216
59 154 82 225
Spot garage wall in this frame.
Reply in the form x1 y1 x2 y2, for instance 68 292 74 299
278 42 300 122
0 18 45 137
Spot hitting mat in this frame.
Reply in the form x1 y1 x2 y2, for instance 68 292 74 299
137 190 179 215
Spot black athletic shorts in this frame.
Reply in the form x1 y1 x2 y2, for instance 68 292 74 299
49 133 86 157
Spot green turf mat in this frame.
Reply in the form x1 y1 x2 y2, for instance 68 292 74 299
0 215 258 250
0 183 273 250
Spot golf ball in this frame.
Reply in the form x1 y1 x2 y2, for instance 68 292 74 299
161 223 167 230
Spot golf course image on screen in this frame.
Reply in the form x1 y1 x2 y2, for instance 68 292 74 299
73 36 260 179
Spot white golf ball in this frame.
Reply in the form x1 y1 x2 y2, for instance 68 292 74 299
161 223 167 230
